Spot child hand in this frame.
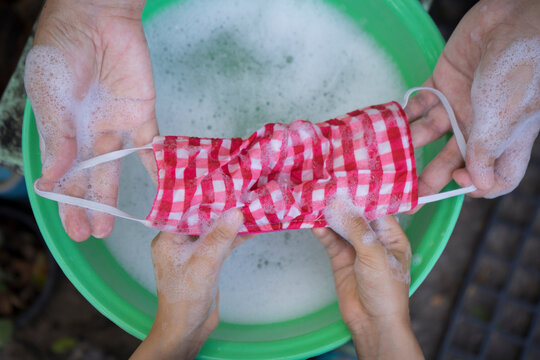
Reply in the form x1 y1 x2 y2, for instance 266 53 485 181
313 200 423 359
131 209 244 360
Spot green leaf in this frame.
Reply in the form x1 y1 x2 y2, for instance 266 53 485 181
51 337 78 354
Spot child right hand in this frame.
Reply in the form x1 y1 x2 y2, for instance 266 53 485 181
313 201 423 359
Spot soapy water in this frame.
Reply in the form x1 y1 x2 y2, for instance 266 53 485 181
103 0 415 324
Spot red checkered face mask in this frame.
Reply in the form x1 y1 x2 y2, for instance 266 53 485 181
35 88 475 235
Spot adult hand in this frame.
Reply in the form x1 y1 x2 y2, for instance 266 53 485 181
131 209 245 360
24 0 158 241
405 0 540 204
313 200 423 359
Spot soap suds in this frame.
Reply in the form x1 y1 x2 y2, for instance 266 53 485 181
469 37 540 195
25 45 145 227
323 195 377 245
104 0 410 324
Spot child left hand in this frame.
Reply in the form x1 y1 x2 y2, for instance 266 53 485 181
131 209 245 360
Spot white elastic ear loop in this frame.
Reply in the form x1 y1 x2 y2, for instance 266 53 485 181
72 143 153 171
33 143 153 225
402 87 477 204
34 181 151 225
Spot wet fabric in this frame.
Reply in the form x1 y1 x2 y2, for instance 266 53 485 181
147 101 417 234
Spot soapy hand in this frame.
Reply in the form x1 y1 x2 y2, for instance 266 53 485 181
24 0 158 241
131 209 245 360
405 0 540 203
313 200 423 359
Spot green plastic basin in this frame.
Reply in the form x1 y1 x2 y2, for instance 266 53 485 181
23 0 460 359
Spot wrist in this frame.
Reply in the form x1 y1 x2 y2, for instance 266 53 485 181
131 332 190 360
351 315 423 360
45 0 146 20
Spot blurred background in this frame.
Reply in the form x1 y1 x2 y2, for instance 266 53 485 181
0 0 539 359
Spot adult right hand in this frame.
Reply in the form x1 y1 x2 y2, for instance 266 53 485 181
313 201 423 360
405 0 540 203
25 0 158 241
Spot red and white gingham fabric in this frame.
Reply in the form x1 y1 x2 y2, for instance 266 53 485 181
147 101 418 234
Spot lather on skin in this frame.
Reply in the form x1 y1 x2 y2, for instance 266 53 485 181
131 204 424 360
405 0 540 205
23 0 540 358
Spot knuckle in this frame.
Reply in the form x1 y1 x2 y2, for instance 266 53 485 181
208 224 236 243
425 107 449 136
347 217 370 238
417 174 439 196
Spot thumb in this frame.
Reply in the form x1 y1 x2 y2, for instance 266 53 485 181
369 215 411 270
324 199 386 269
465 140 496 192
199 209 244 262
468 40 537 192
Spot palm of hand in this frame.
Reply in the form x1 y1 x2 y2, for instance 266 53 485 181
27 8 158 241
405 0 540 202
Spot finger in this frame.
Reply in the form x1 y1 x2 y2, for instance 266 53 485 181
486 133 536 198
312 227 340 249
456 131 537 198
324 199 387 267
224 234 257 259
408 136 464 214
24 47 78 190
132 115 159 185
452 168 477 194
467 44 539 192
37 136 77 191
230 233 256 252
403 78 438 121
465 139 496 192
409 103 453 148
58 175 92 242
403 78 454 149
370 216 411 268
199 209 244 262
88 132 124 238
312 227 353 262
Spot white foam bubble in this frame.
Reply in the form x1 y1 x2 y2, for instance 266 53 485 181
469 37 540 192
25 46 76 164
104 0 409 324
